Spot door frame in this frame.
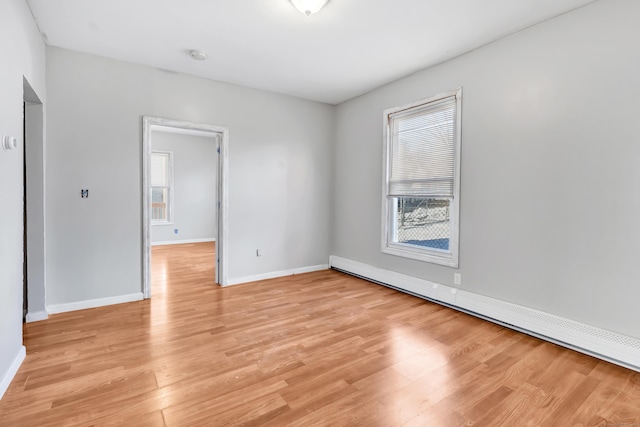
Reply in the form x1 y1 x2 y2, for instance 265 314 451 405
23 77 47 322
142 116 229 298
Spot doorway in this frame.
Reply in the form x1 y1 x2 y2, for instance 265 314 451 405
142 117 229 298
23 78 47 322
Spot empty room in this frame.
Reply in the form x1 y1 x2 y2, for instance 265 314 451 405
1 0 639 425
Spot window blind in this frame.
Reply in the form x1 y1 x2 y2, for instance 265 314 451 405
388 96 457 198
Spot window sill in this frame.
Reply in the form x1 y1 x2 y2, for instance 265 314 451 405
382 244 458 268
152 222 174 226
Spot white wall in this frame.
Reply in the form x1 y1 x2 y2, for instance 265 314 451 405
151 131 217 244
0 0 46 396
333 0 640 339
45 46 333 306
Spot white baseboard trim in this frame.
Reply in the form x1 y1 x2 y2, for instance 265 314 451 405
330 255 640 372
226 264 329 287
151 238 216 246
0 345 26 400
25 310 48 323
47 293 144 314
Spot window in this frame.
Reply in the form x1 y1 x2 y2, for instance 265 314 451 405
151 151 173 223
382 88 461 267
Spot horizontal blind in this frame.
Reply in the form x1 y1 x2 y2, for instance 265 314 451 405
388 96 456 198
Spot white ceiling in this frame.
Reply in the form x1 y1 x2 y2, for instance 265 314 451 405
27 0 596 104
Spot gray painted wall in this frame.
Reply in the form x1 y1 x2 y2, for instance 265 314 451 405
333 0 640 339
0 0 46 393
25 102 47 317
45 46 334 306
151 131 217 244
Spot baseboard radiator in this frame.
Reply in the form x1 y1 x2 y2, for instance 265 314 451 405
330 256 640 372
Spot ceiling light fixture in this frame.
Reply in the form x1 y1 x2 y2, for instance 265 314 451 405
290 0 329 16
189 50 208 61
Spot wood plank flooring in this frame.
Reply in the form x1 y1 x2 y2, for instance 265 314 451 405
1 242 639 426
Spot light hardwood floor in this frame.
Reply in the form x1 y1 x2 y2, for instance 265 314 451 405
1 242 639 426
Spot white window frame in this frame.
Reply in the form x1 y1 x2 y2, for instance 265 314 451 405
151 150 174 225
381 88 462 268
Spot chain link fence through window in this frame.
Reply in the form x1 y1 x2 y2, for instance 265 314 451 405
395 198 450 250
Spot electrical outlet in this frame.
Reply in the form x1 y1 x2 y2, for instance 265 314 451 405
454 273 461 285
256 249 262 257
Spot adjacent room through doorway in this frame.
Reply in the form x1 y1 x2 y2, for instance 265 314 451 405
150 129 218 292
142 117 229 298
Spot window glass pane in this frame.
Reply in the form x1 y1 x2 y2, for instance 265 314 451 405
151 153 169 187
151 187 168 221
393 197 450 251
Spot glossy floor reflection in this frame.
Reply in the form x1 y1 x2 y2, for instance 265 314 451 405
1 242 639 426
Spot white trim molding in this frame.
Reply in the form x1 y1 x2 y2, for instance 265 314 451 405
227 264 329 287
0 346 26 400
25 310 48 323
330 256 640 372
151 238 216 246
47 293 143 315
